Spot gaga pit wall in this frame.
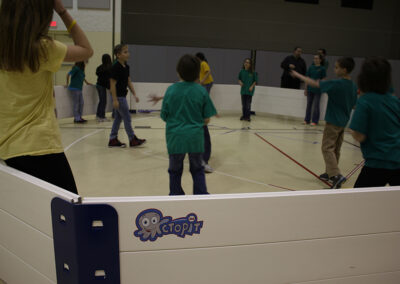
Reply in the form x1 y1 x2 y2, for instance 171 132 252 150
54 83 329 120
1 163 400 284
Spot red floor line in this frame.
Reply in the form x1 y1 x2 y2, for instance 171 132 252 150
345 160 365 180
254 132 332 187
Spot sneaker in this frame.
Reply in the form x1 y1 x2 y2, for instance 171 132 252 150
130 135 146 147
331 174 346 189
319 173 330 181
310 122 317 126
302 121 309 125
74 119 87 124
96 117 104 123
245 118 251 122
108 138 126 148
240 116 244 121
203 163 214 173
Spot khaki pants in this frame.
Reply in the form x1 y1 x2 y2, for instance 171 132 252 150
321 123 345 177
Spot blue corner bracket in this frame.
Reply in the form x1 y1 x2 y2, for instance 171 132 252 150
51 197 120 284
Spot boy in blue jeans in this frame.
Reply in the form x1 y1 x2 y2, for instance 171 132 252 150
350 57 400 187
108 44 146 147
161 54 217 195
292 57 358 189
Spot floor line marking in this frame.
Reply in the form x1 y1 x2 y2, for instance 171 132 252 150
345 160 365 180
254 132 332 187
141 151 287 191
65 129 103 152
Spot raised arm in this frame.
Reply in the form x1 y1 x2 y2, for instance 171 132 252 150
54 0 93 62
291 70 320 89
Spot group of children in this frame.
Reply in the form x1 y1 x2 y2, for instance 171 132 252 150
0 1 398 198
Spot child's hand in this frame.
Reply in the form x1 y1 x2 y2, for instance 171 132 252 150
304 90 307 96
148 94 163 106
215 113 220 118
113 100 119 109
249 86 254 92
135 96 139 103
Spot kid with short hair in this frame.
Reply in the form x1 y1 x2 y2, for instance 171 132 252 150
292 57 358 189
108 44 146 148
161 54 217 195
350 57 400 187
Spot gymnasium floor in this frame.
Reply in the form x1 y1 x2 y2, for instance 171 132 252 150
59 112 364 197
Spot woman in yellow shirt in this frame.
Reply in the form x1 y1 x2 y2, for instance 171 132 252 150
196 52 215 173
0 0 93 194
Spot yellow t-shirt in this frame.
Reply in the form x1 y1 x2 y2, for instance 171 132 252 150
0 40 67 160
199 61 214 85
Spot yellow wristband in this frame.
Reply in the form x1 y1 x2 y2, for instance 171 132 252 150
67 20 77 33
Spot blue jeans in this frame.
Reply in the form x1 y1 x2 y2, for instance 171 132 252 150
168 153 208 195
110 97 135 140
203 82 213 94
70 89 84 121
241 95 253 119
203 125 211 163
96 85 107 118
304 91 321 124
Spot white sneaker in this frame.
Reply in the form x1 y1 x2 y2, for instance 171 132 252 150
203 163 214 173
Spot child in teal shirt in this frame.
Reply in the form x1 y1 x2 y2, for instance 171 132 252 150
350 57 400 187
304 54 326 125
238 58 258 122
292 57 358 189
161 54 217 195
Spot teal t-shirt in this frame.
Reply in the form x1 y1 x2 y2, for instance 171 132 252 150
320 79 357 127
161 81 217 155
349 92 400 169
238 69 258 96
306 65 326 93
68 66 85 90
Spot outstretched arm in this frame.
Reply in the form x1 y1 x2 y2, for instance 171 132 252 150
291 70 320 89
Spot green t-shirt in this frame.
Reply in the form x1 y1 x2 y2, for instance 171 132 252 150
238 69 258 96
68 66 85 90
349 92 400 169
161 81 217 154
306 65 326 93
320 79 357 127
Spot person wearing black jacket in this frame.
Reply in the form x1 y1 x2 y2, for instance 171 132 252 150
95 54 112 121
280 47 307 89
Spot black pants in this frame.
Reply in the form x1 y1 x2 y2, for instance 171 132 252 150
203 125 211 164
241 95 253 119
354 166 400 188
5 153 78 194
281 76 301 89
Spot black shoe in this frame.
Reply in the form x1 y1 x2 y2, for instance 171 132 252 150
108 138 126 148
130 135 146 147
240 116 244 121
331 175 346 189
319 173 330 181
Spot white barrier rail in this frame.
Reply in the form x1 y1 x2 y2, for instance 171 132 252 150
1 163 400 283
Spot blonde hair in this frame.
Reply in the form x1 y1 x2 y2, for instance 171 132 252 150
0 0 53 72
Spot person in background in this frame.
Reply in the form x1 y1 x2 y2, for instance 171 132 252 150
303 54 326 126
0 0 93 194
280 47 307 89
95 54 112 122
238 58 258 122
196 52 215 173
66 61 91 123
318 48 329 71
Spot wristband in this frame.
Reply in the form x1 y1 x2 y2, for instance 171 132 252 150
67 20 77 33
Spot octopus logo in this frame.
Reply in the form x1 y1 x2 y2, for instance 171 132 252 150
133 209 203 242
